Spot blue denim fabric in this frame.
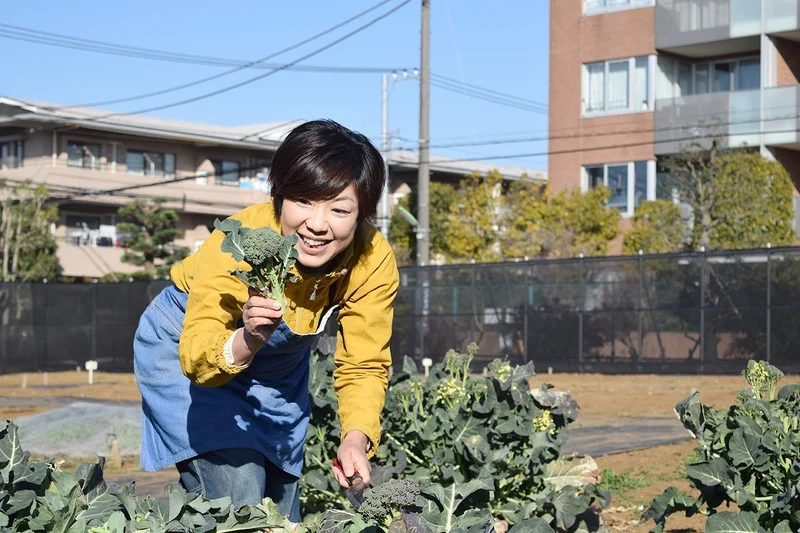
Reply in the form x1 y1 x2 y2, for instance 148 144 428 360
134 284 337 481
177 447 301 521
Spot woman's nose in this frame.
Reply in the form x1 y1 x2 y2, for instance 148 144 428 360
305 208 329 234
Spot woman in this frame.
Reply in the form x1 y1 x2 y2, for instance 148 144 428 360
133 119 399 521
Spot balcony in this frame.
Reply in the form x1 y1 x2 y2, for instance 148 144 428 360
656 0 761 56
2 163 271 217
763 85 800 148
766 0 800 35
654 89 761 154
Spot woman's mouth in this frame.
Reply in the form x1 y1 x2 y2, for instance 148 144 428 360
299 235 332 254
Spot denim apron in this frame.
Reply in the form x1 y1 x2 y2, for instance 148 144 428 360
133 284 339 478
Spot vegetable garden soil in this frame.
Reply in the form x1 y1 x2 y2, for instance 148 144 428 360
2 370 796 532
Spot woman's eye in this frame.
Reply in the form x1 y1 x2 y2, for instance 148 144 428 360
296 199 312 206
333 209 351 215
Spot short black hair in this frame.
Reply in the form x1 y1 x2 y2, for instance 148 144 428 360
269 119 385 223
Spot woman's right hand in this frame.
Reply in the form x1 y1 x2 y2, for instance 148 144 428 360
241 287 283 350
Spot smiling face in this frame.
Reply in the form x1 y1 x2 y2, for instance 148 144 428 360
279 184 360 270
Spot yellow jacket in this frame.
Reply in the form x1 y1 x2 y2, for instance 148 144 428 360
170 202 399 455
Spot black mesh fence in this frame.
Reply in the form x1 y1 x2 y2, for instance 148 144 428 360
0 281 170 373
393 247 800 374
3 247 800 375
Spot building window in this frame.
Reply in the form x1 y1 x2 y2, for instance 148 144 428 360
126 150 176 178
0 140 23 170
584 160 655 216
67 141 102 169
212 160 241 187
583 56 654 116
584 0 654 15
656 56 760 99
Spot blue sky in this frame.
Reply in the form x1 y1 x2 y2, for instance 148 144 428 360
2 0 549 171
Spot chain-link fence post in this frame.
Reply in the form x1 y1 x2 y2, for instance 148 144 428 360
91 283 97 364
700 247 706 373
767 243 772 362
637 250 644 369
523 264 529 363
578 253 584 372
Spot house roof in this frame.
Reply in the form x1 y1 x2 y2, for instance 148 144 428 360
0 95 547 182
0 96 300 150
388 149 546 183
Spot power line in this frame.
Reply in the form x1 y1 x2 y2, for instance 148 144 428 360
1 21 547 115
432 73 547 108
430 78 548 114
419 124 800 164
55 0 412 122
401 101 800 149
27 115 800 206
1 176 253 211
46 162 272 203
7 0 398 109
0 22 406 76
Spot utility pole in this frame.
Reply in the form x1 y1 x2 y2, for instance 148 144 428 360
416 0 431 266
380 73 390 237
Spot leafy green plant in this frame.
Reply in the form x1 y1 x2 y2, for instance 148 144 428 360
0 421 300 533
214 218 299 312
644 360 800 533
0 421 528 533
304 345 611 531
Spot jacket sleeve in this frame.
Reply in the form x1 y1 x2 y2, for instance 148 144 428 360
178 227 250 387
333 238 399 457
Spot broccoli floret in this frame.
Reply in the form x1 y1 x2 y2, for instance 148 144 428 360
743 360 784 401
488 359 512 382
357 479 420 528
242 227 285 265
214 219 299 313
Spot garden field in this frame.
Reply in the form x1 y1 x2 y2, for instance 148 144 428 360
3 367 792 532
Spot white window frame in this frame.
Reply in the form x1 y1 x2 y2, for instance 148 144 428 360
581 160 656 218
657 55 761 100
583 0 655 16
582 55 656 117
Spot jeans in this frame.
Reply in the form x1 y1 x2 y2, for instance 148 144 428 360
177 447 301 522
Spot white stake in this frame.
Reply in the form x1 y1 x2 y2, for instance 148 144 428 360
422 358 433 377
21 374 27 389
85 360 98 385
43 371 48 386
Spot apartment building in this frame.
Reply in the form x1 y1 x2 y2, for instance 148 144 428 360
549 0 800 231
0 96 546 278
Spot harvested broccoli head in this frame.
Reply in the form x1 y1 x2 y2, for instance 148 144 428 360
357 479 421 527
242 227 286 265
214 218 299 312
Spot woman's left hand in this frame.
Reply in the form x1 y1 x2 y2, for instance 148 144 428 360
333 430 372 488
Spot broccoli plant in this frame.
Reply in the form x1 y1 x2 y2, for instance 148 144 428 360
304 344 610 531
214 218 299 312
645 360 800 533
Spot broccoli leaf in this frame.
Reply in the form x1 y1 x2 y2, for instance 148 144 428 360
215 218 247 263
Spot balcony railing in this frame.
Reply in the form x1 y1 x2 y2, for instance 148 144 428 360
654 89 761 154
763 85 800 146
656 0 761 51
766 0 800 33
654 85 800 153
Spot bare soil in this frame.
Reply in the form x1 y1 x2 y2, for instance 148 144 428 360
597 440 704 533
